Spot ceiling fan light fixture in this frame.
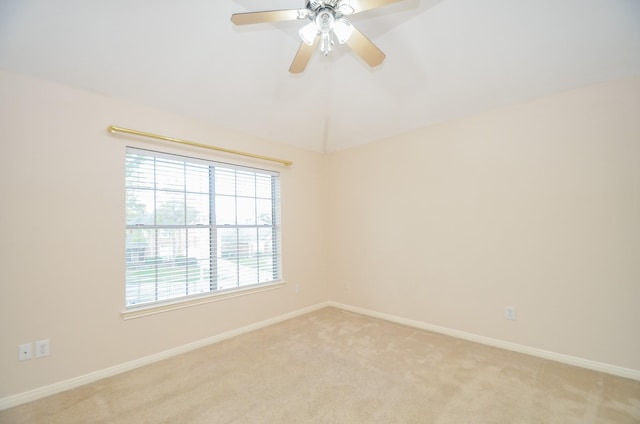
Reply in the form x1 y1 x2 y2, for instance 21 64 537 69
333 19 353 44
299 22 318 45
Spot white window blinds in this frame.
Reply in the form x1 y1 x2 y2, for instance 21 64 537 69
125 148 281 308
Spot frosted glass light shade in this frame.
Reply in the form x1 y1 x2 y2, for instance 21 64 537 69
299 22 318 45
333 19 353 44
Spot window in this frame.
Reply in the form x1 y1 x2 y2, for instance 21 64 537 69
125 148 281 308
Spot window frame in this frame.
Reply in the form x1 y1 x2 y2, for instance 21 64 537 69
123 147 283 318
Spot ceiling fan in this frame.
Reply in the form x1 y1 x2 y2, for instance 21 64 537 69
231 0 405 74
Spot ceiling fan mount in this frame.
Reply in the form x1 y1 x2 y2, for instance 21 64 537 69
231 0 405 73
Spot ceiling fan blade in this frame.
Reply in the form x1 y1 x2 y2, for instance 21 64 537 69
289 37 319 74
349 0 406 14
231 9 303 25
346 26 385 67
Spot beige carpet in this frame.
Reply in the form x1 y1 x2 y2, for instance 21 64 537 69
1 307 639 423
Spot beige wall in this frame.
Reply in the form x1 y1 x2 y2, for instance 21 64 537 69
0 70 327 398
2 70 639 400
327 76 640 371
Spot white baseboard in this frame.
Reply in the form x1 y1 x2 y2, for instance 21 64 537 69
3 300 638 411
0 302 330 411
328 301 640 382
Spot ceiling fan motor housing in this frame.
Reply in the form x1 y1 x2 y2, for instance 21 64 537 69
308 0 339 11
316 10 335 34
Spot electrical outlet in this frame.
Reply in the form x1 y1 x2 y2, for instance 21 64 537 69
295 284 300 294
505 306 516 320
19 343 32 361
36 339 50 358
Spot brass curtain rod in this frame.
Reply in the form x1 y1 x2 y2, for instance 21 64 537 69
107 125 293 167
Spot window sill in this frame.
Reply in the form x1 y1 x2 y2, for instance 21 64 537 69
121 281 286 320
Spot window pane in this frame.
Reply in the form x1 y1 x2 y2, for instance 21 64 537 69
217 228 238 289
126 228 158 306
258 227 275 282
126 155 155 189
238 227 258 286
215 168 235 195
156 159 185 191
256 199 272 225
185 163 210 194
126 188 154 225
238 227 256 257
256 174 272 199
218 227 237 260
215 195 235 225
236 171 255 197
156 191 185 225
187 228 212 294
237 197 256 225
157 228 186 260
155 229 187 302
156 260 185 300
186 193 209 225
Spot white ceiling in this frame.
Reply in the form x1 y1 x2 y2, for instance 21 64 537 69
1 0 639 152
